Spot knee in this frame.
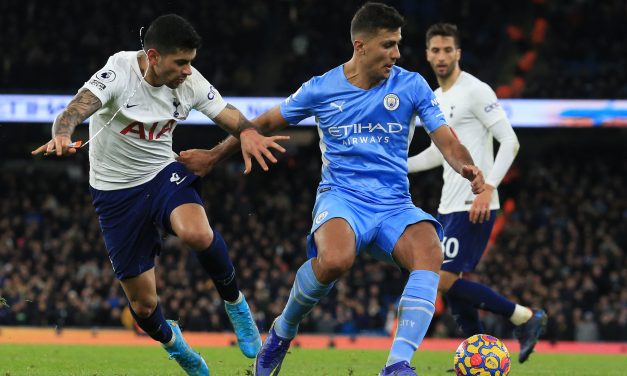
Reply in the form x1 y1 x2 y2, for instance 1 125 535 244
316 251 354 282
427 242 444 267
401 241 443 272
178 227 213 250
438 271 459 293
129 297 158 318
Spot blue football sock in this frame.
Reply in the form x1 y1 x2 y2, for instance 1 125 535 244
447 278 515 317
275 259 334 339
447 295 484 338
386 270 439 367
195 230 240 302
129 303 173 343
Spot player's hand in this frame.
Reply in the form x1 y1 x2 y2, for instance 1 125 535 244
239 129 289 174
31 135 79 157
461 165 485 195
469 184 494 224
176 149 217 177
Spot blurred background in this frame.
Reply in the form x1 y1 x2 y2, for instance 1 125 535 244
0 0 625 343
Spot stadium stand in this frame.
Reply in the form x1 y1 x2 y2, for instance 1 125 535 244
0 0 625 343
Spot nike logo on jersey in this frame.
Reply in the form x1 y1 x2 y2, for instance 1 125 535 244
442 259 454 264
126 103 139 108
175 176 187 185
330 101 345 112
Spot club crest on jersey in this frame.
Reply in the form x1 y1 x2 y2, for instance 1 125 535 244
315 210 328 225
172 98 182 119
96 70 116 82
383 93 400 111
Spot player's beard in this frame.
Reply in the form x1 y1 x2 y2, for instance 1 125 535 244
433 61 456 80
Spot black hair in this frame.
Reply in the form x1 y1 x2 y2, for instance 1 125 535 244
425 23 460 48
144 14 202 55
350 2 405 41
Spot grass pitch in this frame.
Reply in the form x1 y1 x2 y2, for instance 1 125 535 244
1 344 624 375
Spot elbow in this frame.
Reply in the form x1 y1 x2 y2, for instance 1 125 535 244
512 140 520 157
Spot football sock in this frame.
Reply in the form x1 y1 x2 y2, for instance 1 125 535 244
447 278 515 317
194 230 240 302
275 259 334 339
447 295 484 337
129 303 173 344
386 270 439 367
510 304 533 326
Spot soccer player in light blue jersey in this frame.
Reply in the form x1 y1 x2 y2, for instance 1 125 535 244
177 3 484 375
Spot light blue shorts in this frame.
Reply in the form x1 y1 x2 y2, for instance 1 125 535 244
306 186 443 266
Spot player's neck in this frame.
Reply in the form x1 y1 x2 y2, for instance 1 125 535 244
343 58 382 90
138 54 162 87
438 68 462 92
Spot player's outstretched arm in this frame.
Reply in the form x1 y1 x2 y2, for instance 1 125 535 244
31 89 102 157
407 143 443 174
430 125 485 194
185 105 289 175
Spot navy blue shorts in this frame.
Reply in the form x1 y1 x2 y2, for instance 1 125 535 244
438 210 497 273
90 162 202 280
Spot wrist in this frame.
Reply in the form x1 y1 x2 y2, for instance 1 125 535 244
484 183 495 191
238 127 259 138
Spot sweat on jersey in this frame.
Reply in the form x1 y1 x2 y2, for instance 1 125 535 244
82 51 227 190
280 65 446 204
432 71 510 214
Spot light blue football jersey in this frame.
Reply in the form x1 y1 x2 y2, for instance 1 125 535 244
280 65 446 204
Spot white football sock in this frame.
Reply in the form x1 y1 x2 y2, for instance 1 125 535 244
510 304 533 326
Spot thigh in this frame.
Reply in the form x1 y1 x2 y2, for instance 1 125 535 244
370 204 443 266
90 185 161 280
438 210 496 273
151 162 203 235
313 217 357 261
392 220 443 272
307 189 366 259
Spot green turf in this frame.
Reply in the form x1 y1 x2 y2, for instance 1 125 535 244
0 344 624 375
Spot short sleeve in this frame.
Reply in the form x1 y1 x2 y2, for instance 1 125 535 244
413 76 447 133
279 78 317 125
470 82 507 128
192 70 227 119
81 55 126 105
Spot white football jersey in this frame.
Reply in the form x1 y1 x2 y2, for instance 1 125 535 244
82 51 227 190
434 72 508 214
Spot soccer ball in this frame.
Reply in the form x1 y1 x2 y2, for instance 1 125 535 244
453 334 511 376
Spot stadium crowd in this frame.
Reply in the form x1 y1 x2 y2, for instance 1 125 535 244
2 0 625 98
0 0 625 347
1 132 625 342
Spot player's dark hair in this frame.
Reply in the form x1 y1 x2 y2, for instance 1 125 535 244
144 14 202 55
350 2 405 41
426 23 460 48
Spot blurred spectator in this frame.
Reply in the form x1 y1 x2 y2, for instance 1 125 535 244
4 0 603 97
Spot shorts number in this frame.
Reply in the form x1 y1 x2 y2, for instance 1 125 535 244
442 236 459 259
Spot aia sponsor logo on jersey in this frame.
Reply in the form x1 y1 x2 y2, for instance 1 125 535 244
119 120 175 140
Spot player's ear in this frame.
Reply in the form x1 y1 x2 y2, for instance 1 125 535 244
354 39 366 56
146 48 160 66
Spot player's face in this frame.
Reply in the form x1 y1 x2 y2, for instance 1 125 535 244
154 48 196 89
361 28 402 81
426 36 460 79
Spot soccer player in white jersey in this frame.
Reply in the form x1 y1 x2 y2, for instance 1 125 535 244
408 23 547 364
32 14 288 376
177 4 485 375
